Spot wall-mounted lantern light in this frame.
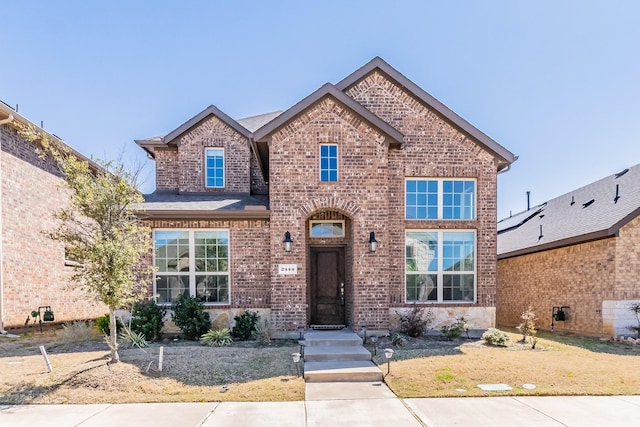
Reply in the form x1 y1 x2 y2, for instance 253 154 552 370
283 231 293 252
368 231 378 253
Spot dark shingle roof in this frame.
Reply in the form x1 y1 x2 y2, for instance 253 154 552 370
134 193 269 220
497 164 640 259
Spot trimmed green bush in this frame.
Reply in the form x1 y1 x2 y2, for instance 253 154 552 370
231 310 259 341
171 294 210 340
482 328 510 346
130 300 166 341
95 314 123 336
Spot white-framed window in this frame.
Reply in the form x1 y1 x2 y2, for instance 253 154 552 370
319 143 338 182
154 229 230 305
205 148 225 188
309 220 345 238
405 178 476 220
405 230 476 303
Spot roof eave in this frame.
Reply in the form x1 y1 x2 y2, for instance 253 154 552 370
336 56 518 168
164 105 252 144
135 209 271 220
497 230 615 260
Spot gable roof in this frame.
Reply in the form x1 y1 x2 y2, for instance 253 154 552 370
237 111 283 132
336 57 517 171
252 83 404 182
136 105 251 158
497 164 640 259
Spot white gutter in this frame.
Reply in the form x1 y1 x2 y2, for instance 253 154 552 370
0 114 14 334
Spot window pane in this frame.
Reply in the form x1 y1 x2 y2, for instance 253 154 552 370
406 232 438 272
319 144 338 182
443 179 474 220
196 275 229 303
406 274 437 302
156 275 189 304
443 274 474 301
155 231 189 272
405 179 437 220
205 149 224 188
443 232 475 272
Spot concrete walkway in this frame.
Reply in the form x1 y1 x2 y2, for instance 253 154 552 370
2 385 640 426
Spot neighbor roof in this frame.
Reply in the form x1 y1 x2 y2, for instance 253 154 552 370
336 57 518 171
497 164 640 259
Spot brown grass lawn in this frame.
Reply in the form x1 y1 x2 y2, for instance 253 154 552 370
1 328 639 404
373 331 640 398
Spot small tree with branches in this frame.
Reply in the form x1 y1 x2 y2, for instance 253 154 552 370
18 124 152 363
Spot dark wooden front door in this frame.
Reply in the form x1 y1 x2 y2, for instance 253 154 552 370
310 247 345 325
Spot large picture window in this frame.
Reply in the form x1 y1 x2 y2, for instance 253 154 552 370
405 230 475 302
319 144 338 182
205 148 225 188
154 230 229 304
405 178 475 220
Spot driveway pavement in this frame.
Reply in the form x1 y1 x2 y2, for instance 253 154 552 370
2 383 639 426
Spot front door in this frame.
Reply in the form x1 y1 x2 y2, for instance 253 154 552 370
310 247 345 326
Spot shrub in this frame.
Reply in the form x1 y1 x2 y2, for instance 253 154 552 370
440 317 469 340
517 305 537 348
482 328 510 346
58 321 97 343
201 328 233 347
391 332 408 347
95 314 123 336
231 310 259 341
130 300 166 341
627 302 640 338
119 325 148 349
255 316 273 345
397 306 433 337
171 294 211 340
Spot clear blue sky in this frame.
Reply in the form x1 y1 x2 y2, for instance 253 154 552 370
2 1 639 219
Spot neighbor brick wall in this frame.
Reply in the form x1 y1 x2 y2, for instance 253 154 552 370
614 215 640 299
496 237 617 335
345 71 500 311
177 116 250 193
141 218 271 307
1 124 106 329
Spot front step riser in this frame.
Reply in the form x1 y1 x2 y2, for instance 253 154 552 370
304 353 372 362
304 339 363 347
305 372 383 382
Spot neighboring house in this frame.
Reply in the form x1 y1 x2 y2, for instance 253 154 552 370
497 164 640 336
135 57 517 336
0 101 106 332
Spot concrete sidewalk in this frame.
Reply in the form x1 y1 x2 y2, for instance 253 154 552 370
2 384 640 426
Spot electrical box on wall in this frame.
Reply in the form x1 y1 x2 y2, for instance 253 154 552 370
278 264 298 275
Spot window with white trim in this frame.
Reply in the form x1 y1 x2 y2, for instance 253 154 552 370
319 144 338 182
154 230 229 304
405 178 475 220
405 230 475 302
205 148 225 188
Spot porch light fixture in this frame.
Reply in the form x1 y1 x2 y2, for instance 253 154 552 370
368 231 378 253
283 231 293 252
384 348 394 374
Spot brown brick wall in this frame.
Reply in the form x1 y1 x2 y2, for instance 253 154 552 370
345 72 499 310
614 215 640 298
154 148 179 192
176 116 250 193
1 124 107 329
496 237 617 335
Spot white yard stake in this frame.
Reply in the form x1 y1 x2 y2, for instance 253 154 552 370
158 346 164 372
39 345 52 372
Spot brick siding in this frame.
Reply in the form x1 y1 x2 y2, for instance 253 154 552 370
1 124 107 329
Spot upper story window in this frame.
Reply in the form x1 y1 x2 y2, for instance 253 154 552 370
405 178 476 220
320 144 338 182
205 148 225 188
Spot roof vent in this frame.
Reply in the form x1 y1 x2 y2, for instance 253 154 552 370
570 195 575 206
582 199 595 209
614 184 620 204
538 224 543 240
615 168 629 178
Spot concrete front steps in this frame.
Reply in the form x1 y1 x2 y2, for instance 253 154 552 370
303 330 383 382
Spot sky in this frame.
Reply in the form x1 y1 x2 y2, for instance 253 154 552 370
2 1 639 219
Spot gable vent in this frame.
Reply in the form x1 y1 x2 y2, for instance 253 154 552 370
615 168 629 178
582 199 595 208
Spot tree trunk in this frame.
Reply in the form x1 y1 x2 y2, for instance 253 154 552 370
109 309 120 363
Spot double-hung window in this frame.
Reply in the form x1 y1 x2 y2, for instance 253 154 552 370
405 230 475 302
405 178 475 220
319 144 338 182
205 148 225 188
154 230 230 304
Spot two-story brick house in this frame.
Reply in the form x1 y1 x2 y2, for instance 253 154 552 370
135 58 517 336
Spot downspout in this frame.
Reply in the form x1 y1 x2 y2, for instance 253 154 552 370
0 114 14 334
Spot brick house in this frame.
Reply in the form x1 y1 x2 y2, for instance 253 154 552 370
497 164 640 336
136 57 517 336
0 102 107 331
